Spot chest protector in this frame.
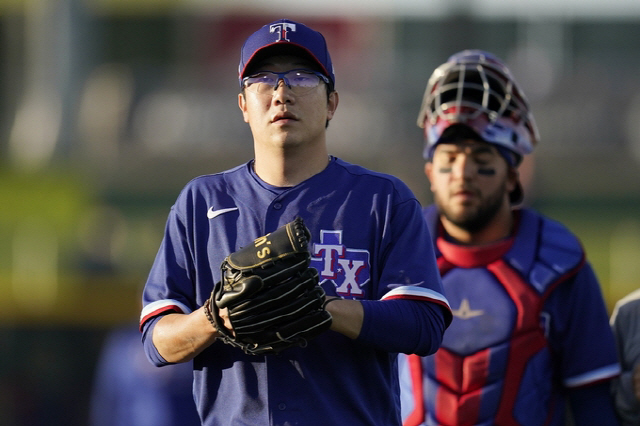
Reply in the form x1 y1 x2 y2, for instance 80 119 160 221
408 207 584 426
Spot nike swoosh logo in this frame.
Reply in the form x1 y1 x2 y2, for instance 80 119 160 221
207 207 238 219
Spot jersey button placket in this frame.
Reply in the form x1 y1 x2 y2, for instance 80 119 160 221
266 196 287 230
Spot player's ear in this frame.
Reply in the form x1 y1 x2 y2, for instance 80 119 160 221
326 91 338 122
425 162 436 191
238 92 249 123
425 162 432 179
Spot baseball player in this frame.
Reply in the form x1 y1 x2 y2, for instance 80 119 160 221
139 19 452 426
398 50 621 425
610 289 640 425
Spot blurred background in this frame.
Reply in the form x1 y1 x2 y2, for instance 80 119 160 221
1 0 639 424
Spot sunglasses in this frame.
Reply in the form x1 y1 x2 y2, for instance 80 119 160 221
242 69 330 96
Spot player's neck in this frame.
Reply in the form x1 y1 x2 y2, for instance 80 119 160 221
253 144 330 187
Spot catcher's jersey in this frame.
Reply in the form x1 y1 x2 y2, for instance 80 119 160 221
400 206 621 426
140 157 449 426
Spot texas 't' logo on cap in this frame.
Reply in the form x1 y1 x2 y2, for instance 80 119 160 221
238 19 335 88
270 22 296 42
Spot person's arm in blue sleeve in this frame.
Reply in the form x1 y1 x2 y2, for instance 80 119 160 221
326 298 446 356
569 382 621 426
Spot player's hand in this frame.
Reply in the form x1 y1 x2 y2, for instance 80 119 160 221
203 302 235 337
214 307 234 337
322 296 364 340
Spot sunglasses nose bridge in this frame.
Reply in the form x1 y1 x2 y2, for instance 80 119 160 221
273 73 292 91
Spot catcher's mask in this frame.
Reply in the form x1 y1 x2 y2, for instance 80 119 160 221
417 50 539 167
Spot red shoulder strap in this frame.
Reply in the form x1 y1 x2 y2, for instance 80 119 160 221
404 354 426 426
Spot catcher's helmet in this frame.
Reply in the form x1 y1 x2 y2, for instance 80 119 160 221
417 50 539 165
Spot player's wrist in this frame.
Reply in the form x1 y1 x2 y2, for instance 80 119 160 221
203 301 220 335
323 296 342 310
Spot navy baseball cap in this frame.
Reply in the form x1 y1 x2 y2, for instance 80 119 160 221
238 19 335 89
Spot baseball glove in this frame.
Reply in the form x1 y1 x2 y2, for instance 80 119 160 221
204 217 332 355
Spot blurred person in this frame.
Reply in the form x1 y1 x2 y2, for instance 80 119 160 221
398 50 620 425
610 288 640 426
90 324 200 426
139 18 451 426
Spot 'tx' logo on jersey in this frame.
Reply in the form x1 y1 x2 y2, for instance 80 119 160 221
310 230 370 298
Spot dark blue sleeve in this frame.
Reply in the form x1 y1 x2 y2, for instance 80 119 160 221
141 315 172 367
357 299 446 356
545 263 620 387
569 381 620 426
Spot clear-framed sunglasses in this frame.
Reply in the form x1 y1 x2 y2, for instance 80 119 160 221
242 69 330 96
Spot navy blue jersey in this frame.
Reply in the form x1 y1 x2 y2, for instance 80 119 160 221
140 157 450 426
400 207 621 426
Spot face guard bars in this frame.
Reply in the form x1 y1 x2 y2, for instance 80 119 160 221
417 51 540 162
